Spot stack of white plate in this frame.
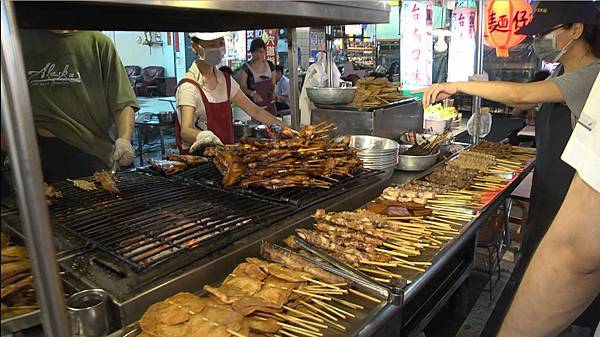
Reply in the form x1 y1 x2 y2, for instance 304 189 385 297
344 135 399 171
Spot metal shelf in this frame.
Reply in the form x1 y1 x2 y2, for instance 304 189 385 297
15 0 390 31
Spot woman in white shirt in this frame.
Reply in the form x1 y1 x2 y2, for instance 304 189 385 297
175 33 284 153
238 38 277 115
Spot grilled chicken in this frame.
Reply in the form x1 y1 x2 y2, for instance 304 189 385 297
208 122 362 190
43 182 63 201
67 179 97 191
93 171 121 195
149 159 188 176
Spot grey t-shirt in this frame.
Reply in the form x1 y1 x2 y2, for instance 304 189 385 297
551 60 600 127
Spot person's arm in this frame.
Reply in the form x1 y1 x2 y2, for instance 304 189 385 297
498 173 600 337
232 90 285 127
238 68 254 97
115 106 135 141
271 70 277 95
414 80 564 107
179 105 201 145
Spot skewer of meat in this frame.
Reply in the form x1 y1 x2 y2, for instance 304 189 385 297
93 171 120 195
260 242 345 284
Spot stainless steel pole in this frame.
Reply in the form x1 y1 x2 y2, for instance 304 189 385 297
325 25 334 88
1 1 71 336
472 0 486 143
288 28 301 130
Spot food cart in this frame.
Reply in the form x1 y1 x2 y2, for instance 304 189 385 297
1 1 534 337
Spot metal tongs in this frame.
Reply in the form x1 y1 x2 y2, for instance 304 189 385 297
110 160 119 176
292 236 404 304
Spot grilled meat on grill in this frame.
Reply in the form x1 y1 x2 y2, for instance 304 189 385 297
149 159 188 176
165 154 208 166
205 122 362 190
94 171 121 195
44 182 63 202
67 179 97 191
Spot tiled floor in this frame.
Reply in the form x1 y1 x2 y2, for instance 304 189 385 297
133 97 179 166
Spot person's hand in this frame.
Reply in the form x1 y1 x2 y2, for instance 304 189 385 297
190 130 223 153
251 92 264 103
412 82 460 107
112 138 135 166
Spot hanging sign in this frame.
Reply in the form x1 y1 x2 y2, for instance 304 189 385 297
400 0 433 88
448 7 477 82
484 0 533 57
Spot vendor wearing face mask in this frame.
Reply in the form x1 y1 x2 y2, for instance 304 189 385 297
175 33 285 153
415 1 600 269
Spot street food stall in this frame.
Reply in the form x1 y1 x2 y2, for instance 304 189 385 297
1 1 535 337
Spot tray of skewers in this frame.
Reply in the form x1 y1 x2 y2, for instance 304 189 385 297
280 141 536 289
121 241 388 337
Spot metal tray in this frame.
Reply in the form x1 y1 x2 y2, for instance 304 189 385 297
287 145 536 300
104 241 390 337
0 224 78 335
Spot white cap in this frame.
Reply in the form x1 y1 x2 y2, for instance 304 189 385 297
189 32 229 41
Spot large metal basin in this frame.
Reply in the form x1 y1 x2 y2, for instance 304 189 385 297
306 87 357 105
396 144 439 171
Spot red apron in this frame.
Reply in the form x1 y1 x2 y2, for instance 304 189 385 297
175 75 235 154
254 78 277 116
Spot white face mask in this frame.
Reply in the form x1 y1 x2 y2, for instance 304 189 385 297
533 30 575 63
198 46 226 66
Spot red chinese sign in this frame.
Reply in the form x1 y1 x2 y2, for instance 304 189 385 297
246 29 278 64
484 0 532 57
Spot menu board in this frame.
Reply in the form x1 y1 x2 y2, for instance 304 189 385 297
246 29 278 64
447 7 477 82
400 0 433 88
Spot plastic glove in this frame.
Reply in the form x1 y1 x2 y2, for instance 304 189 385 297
190 130 223 153
112 138 135 166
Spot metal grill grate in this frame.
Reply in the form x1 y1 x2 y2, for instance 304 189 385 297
49 172 294 270
154 161 382 208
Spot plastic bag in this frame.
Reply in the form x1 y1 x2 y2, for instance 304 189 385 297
467 107 492 138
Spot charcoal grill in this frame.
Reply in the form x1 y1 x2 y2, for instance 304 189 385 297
145 161 382 208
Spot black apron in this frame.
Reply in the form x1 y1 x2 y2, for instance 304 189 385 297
520 101 575 269
37 136 107 183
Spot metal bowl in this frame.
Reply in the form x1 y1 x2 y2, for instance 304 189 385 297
306 87 357 105
344 135 399 152
396 144 439 171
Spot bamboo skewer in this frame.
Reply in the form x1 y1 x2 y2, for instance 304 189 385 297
331 297 364 310
274 313 327 331
293 290 332 301
283 305 324 323
375 266 403 278
279 323 323 337
359 267 395 277
360 260 398 267
301 276 343 290
312 298 356 318
279 329 302 337
299 301 338 322
349 288 383 304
